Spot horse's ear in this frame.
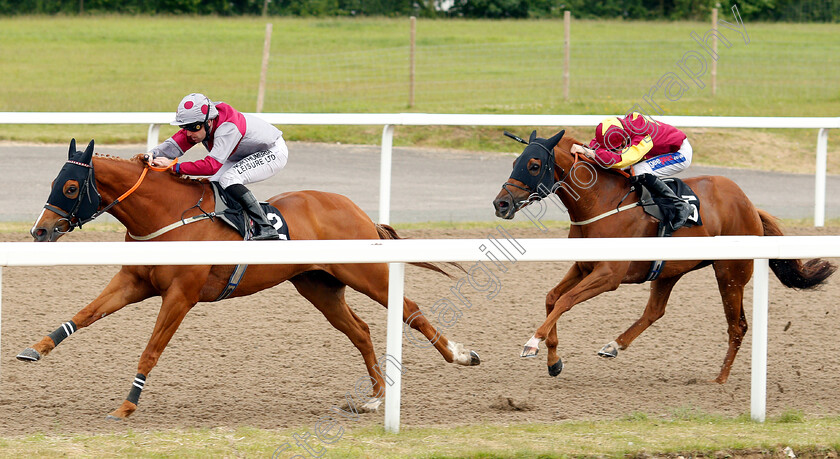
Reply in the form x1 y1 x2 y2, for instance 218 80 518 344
68 138 77 159
547 130 566 149
528 130 537 144
81 139 95 164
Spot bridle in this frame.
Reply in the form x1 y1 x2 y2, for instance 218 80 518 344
46 157 175 234
44 160 100 233
501 140 637 225
500 142 575 211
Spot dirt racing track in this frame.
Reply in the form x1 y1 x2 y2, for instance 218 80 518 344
2 225 839 436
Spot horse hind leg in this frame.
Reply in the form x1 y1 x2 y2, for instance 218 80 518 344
712 260 751 384
604 274 683 359
290 271 385 412
330 263 480 367
404 296 480 366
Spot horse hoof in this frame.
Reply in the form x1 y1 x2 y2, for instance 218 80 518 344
105 414 124 421
598 341 619 359
520 346 539 358
469 350 481 366
520 335 541 358
547 358 564 377
16 348 41 362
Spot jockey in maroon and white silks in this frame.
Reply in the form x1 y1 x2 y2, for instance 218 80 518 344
149 93 287 240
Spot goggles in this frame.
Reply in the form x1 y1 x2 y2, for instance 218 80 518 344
180 122 204 132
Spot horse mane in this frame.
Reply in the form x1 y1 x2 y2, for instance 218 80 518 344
93 152 135 163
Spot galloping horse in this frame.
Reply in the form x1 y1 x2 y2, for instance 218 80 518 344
493 130 835 383
21 139 480 420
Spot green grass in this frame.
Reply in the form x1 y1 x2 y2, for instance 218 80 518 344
0 16 838 173
0 415 838 458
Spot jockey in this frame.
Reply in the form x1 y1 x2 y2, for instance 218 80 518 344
571 112 692 231
149 93 288 240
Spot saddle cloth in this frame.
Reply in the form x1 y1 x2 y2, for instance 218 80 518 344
636 177 702 282
209 182 290 302
638 177 702 233
211 182 290 240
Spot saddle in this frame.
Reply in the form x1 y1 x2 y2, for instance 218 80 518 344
634 177 702 282
206 183 292 302
636 177 702 237
211 182 290 241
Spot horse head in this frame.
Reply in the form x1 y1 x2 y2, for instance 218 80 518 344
31 138 101 241
493 129 565 219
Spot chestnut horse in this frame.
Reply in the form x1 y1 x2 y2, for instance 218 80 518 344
20 139 479 420
492 130 835 383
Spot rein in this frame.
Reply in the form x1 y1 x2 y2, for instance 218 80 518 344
567 151 641 225
80 156 214 240
97 157 216 241
65 158 179 232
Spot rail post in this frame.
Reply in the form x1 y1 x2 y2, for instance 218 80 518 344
379 124 395 225
750 258 769 422
146 124 160 152
384 262 405 433
815 128 829 227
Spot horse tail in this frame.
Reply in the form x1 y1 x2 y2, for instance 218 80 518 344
375 224 464 278
758 209 837 289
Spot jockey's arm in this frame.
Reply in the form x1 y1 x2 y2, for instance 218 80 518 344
175 123 242 176
150 130 194 160
610 135 654 169
177 156 223 176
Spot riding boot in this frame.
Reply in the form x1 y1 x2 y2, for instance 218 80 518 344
631 173 692 232
226 184 280 240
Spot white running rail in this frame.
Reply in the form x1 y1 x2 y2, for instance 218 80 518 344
0 112 837 225
3 235 840 430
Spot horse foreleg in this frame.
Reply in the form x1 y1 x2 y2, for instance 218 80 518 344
522 261 629 359
601 274 683 359
544 263 585 377
107 287 196 420
17 267 155 362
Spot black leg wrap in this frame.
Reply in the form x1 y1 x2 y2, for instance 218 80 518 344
126 373 146 405
48 320 77 347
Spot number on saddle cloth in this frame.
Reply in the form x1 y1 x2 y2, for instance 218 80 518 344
637 178 704 282
211 182 290 240
638 177 702 235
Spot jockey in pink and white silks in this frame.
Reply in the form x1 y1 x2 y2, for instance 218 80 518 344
149 93 288 240
571 112 693 231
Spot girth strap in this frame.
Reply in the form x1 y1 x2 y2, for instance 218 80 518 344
214 264 249 301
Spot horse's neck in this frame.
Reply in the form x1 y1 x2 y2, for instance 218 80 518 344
553 152 630 224
93 157 209 235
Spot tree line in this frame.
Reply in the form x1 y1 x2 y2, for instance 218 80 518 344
2 0 837 21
